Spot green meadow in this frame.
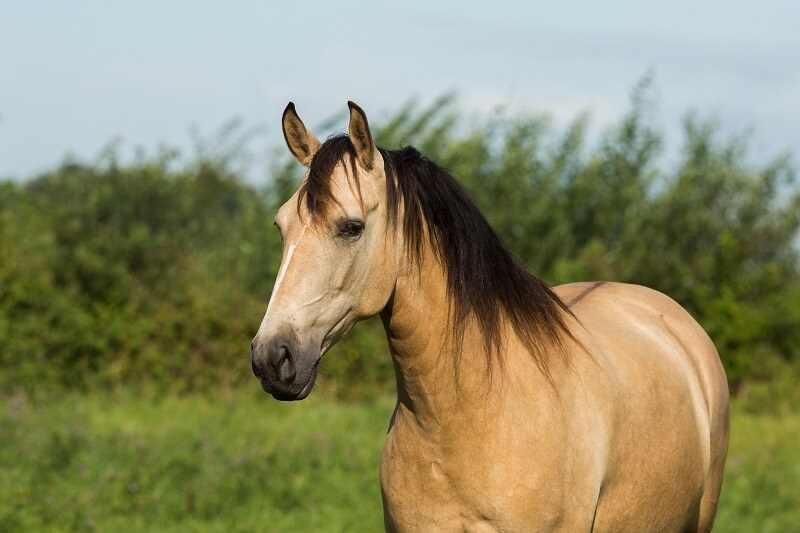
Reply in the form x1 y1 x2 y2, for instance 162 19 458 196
0 388 392 532
1 388 798 532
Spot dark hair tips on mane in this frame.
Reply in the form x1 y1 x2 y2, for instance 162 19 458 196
298 134 575 380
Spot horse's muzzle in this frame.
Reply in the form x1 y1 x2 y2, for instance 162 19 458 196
251 329 320 401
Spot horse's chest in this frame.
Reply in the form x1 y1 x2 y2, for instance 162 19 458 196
379 424 571 532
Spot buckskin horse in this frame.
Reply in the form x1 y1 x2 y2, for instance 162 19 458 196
250 101 729 532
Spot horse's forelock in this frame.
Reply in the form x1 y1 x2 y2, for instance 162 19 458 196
298 135 361 223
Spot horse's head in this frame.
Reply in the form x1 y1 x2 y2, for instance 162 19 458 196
251 102 400 400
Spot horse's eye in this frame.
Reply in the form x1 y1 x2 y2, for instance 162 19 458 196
337 220 365 239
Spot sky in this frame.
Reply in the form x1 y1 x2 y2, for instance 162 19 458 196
1 0 798 182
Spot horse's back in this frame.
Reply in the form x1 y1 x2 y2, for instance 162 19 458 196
554 282 729 532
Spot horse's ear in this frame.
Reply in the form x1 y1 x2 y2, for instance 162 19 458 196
347 101 377 170
282 102 321 167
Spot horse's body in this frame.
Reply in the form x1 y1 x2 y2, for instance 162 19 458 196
381 275 728 532
251 102 729 532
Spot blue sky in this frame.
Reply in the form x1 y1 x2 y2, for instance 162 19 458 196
1 1 798 181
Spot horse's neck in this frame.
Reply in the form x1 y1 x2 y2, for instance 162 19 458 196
379 250 503 433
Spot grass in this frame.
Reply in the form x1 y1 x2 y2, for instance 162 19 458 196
714 403 800 532
1 387 797 532
0 387 393 532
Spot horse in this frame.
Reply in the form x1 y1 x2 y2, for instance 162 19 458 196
250 101 730 532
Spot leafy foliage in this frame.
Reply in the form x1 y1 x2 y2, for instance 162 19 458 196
1 155 280 391
1 84 798 395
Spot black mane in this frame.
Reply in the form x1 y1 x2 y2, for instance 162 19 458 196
299 135 574 378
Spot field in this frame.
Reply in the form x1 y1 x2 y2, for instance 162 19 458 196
1 387 798 532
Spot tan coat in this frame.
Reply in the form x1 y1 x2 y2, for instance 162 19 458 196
381 254 728 531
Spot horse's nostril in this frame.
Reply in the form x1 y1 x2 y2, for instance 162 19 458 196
270 345 296 384
279 347 296 382
252 356 262 379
